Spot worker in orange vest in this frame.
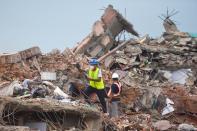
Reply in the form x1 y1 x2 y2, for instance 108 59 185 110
107 73 122 118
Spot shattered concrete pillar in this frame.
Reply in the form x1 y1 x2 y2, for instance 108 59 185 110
73 5 138 58
101 5 123 38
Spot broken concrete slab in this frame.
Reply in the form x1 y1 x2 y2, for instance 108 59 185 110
19 46 41 60
0 52 21 64
153 120 172 131
0 96 102 131
0 47 41 64
124 45 142 56
116 57 128 65
0 126 30 131
178 123 197 131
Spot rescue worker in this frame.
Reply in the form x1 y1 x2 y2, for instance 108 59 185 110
84 58 107 113
107 73 122 118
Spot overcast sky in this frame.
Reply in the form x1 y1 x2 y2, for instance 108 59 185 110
0 0 196 53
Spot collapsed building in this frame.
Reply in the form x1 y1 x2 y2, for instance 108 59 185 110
0 5 197 131
0 97 101 131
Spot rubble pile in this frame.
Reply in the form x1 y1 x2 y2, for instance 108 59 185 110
99 14 197 130
103 114 152 130
0 5 197 131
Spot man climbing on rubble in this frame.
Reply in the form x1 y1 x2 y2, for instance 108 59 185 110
84 58 107 113
107 73 122 118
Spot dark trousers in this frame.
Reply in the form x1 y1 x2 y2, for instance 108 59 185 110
84 86 107 113
69 83 80 97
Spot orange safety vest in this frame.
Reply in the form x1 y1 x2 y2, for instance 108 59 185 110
108 82 122 97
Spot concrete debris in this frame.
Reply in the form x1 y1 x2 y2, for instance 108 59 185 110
161 69 193 85
19 47 41 60
74 5 138 58
153 120 172 130
163 85 197 114
0 5 197 130
0 46 41 64
178 123 197 131
103 114 152 130
0 126 30 131
163 17 180 34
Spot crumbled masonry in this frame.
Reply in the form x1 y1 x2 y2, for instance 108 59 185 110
0 5 197 131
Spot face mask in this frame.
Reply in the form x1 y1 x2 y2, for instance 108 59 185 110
90 65 95 70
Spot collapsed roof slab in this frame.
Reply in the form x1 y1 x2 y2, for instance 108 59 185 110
0 97 102 130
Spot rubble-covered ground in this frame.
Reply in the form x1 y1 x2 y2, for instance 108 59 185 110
0 5 197 131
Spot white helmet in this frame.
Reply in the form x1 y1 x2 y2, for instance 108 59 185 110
112 73 119 79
